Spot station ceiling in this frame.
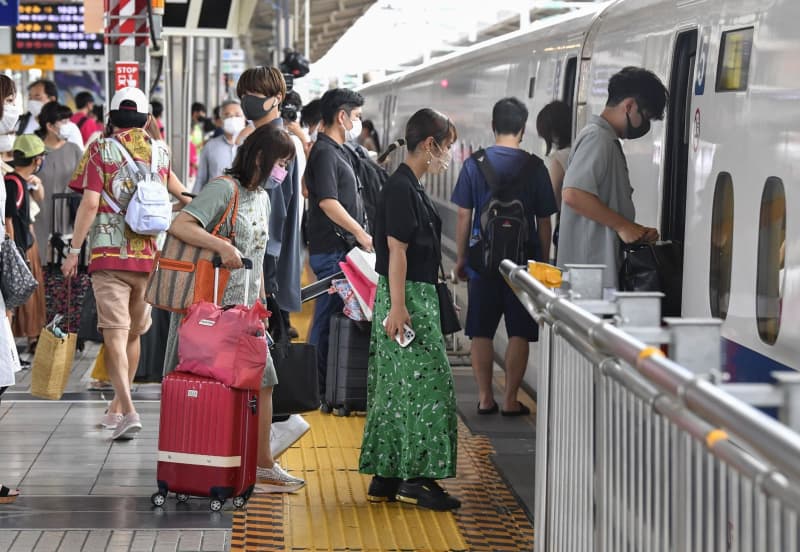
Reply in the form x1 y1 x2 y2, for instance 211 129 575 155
247 0 376 64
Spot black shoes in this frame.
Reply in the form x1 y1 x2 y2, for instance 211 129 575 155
396 478 461 511
367 476 401 502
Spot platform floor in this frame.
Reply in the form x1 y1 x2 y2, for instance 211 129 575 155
1 270 537 551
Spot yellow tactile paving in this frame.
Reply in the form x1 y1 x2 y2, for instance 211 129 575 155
232 411 534 551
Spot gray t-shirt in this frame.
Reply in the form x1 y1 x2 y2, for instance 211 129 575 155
557 115 635 289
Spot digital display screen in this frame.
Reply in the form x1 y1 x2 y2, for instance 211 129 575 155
716 27 754 92
12 3 104 55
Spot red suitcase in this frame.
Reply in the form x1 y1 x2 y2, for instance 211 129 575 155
151 372 259 511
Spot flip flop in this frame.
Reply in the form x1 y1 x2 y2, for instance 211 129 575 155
501 402 531 417
0 485 20 504
477 401 499 415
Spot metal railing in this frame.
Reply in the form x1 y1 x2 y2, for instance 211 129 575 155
500 261 800 552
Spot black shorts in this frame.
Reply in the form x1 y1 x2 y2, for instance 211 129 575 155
465 272 538 341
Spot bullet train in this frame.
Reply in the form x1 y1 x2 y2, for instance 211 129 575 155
358 0 800 384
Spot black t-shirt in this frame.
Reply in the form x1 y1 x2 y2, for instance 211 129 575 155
305 133 364 255
375 164 441 285
4 172 33 251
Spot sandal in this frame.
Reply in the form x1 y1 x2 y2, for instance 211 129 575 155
0 485 20 504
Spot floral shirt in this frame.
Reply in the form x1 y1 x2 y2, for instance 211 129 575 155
68 128 171 273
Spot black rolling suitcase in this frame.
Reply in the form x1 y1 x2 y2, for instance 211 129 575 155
323 313 370 416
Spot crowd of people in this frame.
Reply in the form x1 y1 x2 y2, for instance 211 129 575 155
0 65 668 509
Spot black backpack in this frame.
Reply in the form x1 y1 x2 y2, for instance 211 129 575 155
468 149 542 274
343 142 389 232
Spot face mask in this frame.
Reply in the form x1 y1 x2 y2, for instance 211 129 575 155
242 95 277 121
34 156 44 174
223 116 246 136
344 117 362 142
428 142 452 174
309 129 318 142
0 104 20 133
0 134 13 153
625 104 651 140
27 99 44 118
54 124 69 141
270 164 288 185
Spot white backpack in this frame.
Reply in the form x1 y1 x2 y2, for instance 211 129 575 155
101 138 171 236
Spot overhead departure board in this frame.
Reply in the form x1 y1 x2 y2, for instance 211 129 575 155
12 3 104 55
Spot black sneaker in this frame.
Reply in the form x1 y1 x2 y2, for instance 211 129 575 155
396 478 461 511
367 476 401 503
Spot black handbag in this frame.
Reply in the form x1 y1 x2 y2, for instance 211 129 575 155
619 241 683 317
415 187 462 335
436 275 461 335
272 343 320 415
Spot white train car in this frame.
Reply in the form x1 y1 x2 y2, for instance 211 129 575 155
359 0 800 387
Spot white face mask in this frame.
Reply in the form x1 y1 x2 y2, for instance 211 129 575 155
0 134 13 153
345 117 362 142
309 129 318 142
59 121 82 145
27 99 45 118
56 124 70 141
0 104 20 133
223 116 246 137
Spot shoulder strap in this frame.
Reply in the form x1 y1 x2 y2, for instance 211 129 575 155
76 116 89 130
109 137 145 179
6 174 25 210
210 176 240 244
471 148 501 194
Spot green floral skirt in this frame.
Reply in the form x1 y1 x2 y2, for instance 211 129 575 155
358 276 457 480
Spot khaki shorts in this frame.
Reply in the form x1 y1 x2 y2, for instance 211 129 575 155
92 270 152 336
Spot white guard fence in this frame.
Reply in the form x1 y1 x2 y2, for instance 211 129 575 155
499 261 800 552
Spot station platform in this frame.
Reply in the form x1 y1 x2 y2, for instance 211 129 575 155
0 325 536 551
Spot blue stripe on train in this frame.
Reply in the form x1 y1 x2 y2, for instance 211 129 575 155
723 337 794 383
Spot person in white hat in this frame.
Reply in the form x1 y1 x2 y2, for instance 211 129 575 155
62 87 171 440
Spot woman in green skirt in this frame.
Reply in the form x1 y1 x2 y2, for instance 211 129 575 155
359 108 460 511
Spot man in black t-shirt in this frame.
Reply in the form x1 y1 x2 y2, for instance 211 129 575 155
305 88 372 397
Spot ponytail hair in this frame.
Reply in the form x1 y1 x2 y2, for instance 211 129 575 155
377 137 405 164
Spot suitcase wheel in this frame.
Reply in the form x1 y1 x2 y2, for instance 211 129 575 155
334 406 350 417
232 496 247 509
176 493 190 503
151 492 167 507
209 498 225 512
320 401 333 414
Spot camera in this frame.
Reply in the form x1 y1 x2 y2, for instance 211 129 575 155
280 103 298 122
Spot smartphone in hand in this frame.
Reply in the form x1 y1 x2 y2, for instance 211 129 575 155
382 317 415 347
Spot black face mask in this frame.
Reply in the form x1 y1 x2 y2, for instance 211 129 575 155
242 95 277 121
625 104 650 140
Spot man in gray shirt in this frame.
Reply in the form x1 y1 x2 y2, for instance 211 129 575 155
193 100 245 193
557 66 668 293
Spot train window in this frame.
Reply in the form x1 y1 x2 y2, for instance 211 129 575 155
715 27 754 92
528 77 536 99
563 57 577 109
709 172 734 319
755 177 785 345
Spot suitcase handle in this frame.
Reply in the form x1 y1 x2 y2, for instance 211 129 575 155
212 256 254 306
211 255 252 270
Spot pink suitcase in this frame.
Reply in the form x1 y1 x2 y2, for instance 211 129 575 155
152 372 259 511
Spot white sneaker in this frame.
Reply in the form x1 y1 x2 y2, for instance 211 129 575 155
100 412 124 430
270 415 311 458
111 412 142 440
255 462 305 493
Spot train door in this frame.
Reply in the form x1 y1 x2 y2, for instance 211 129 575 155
662 30 697 244
661 29 697 316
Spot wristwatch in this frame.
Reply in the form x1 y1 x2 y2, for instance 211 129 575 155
68 243 82 256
